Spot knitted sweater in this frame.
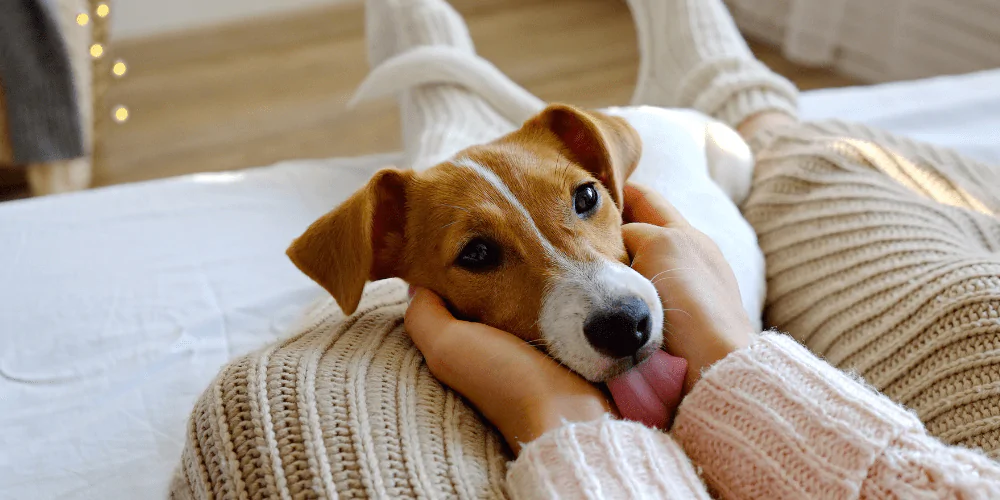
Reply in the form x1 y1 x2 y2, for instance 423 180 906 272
742 120 1000 457
170 282 511 499
509 333 1000 499
171 279 1000 499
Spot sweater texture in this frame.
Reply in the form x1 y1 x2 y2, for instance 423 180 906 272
743 120 1000 457
171 285 1000 498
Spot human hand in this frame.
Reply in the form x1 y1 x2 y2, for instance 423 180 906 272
404 288 615 455
622 183 754 392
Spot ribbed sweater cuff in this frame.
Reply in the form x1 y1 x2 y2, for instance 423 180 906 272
679 58 799 129
506 416 710 499
673 332 924 499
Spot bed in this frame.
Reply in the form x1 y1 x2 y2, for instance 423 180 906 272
2 68 999 499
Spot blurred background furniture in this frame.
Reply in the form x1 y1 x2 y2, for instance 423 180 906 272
1 0 997 200
726 0 1000 83
76 0 858 190
0 0 110 198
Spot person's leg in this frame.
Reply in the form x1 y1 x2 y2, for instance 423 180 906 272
625 0 799 135
743 121 1000 456
628 0 1000 456
363 0 516 171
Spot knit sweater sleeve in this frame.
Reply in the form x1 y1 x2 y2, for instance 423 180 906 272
505 416 711 499
671 332 1000 499
507 332 1000 499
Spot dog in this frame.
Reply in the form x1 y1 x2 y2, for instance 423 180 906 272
286 103 765 382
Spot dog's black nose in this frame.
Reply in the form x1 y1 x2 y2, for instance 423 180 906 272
583 297 652 358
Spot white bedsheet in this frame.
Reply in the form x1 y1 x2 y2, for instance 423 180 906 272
0 156 395 498
800 68 1000 165
2 69 999 499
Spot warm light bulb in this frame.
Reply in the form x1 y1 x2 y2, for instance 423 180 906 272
96 4 110 17
113 106 129 123
112 61 127 76
89 44 104 58
76 13 90 26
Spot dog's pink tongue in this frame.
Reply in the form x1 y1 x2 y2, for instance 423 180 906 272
606 350 688 430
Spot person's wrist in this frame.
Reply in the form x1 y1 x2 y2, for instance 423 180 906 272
699 337 749 370
515 395 611 453
681 325 752 390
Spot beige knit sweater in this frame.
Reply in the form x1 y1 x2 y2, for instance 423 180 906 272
171 279 1000 499
743 120 1000 457
510 333 1000 499
170 282 510 499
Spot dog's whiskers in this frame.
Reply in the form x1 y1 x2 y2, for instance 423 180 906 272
663 307 693 319
661 322 677 342
652 276 686 286
646 267 695 283
648 267 699 287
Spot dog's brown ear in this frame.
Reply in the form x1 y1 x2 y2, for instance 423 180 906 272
531 103 641 210
286 168 411 315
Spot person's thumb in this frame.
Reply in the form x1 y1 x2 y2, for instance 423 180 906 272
622 222 670 260
623 183 690 228
404 286 457 354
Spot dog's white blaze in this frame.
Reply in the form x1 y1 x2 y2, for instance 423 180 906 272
539 260 664 382
452 157 564 263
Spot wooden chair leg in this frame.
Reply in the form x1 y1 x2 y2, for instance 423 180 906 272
26 157 92 196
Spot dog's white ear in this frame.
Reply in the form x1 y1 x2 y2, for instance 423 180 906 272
531 104 641 210
287 168 411 315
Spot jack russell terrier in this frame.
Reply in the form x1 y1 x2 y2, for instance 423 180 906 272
286 102 765 390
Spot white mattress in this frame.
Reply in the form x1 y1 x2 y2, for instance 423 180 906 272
2 69 999 499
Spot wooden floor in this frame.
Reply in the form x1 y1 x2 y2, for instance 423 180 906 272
77 0 859 188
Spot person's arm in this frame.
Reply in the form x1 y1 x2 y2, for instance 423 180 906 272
672 332 1000 499
406 182 1000 499
508 331 1000 499
619 183 1000 496
405 287 713 499
506 416 710 499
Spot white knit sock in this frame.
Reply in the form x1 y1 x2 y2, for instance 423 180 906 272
362 0 517 171
626 0 799 128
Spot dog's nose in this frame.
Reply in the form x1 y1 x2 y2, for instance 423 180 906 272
583 297 652 358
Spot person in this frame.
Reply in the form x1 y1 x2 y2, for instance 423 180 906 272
166 0 1000 497
406 183 1000 498
403 0 1000 497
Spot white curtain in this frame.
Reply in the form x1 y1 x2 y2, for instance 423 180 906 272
726 0 1000 83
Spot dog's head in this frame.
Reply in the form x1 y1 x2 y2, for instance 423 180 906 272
287 104 662 381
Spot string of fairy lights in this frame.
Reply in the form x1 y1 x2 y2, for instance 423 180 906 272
76 2 129 123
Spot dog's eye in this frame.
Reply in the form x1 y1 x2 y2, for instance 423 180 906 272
455 238 502 271
574 183 599 216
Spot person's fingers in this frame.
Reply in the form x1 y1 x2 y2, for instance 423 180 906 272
404 287 550 397
404 287 614 453
403 286 459 357
622 183 690 228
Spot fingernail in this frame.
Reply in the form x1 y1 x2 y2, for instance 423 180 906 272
407 285 416 300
